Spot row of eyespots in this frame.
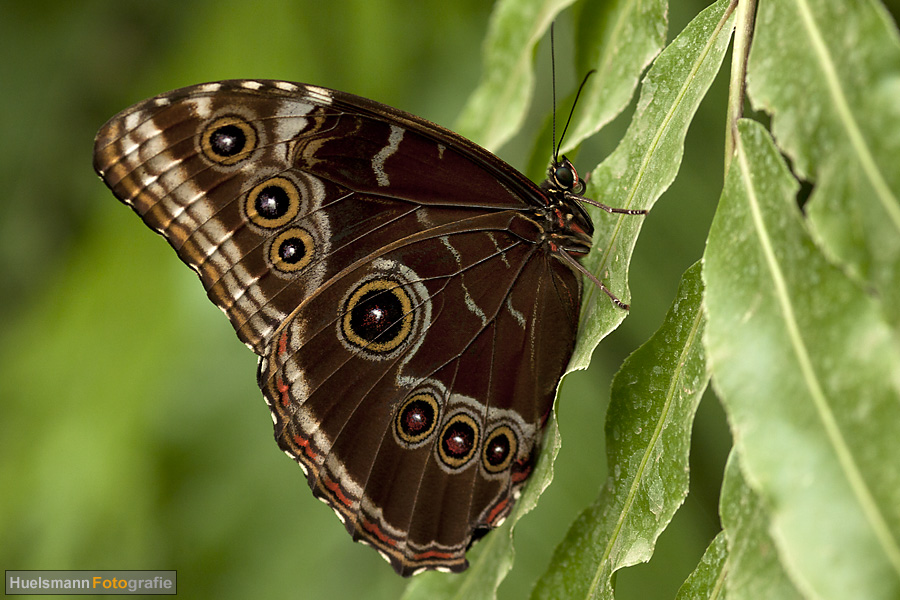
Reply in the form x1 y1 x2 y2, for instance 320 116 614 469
199 114 318 277
394 391 519 474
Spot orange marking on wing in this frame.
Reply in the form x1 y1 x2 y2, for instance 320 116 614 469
511 470 530 483
292 433 319 461
487 498 509 525
511 458 532 483
276 375 291 407
361 519 398 547
277 329 289 355
324 476 354 508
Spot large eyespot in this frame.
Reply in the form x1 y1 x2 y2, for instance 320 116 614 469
437 412 480 471
269 227 314 273
482 425 518 474
394 391 441 447
199 115 258 165
341 279 414 354
244 177 302 229
337 261 431 360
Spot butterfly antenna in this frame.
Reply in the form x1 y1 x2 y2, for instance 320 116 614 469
550 23 559 163
556 69 595 159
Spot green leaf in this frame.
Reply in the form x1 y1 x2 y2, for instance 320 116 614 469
674 532 728 600
747 0 900 327
531 261 709 599
522 0 668 186
562 0 667 153
704 119 900 600
571 0 736 368
408 4 735 596
454 0 577 151
718 451 804 600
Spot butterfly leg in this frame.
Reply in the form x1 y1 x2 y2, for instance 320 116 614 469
576 195 649 216
555 249 631 310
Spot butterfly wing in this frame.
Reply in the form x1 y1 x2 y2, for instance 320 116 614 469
93 80 583 575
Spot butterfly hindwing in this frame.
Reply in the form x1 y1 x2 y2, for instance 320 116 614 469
258 215 580 573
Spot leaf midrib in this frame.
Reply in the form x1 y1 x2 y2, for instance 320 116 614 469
793 0 900 232
736 126 900 577
585 299 706 599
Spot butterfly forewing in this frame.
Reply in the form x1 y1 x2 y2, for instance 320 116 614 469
93 80 588 575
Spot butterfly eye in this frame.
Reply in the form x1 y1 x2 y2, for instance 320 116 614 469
551 156 584 194
554 164 575 189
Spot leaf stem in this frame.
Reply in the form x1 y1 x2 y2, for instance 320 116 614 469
724 0 756 176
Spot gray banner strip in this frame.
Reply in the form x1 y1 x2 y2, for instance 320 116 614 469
6 571 176 595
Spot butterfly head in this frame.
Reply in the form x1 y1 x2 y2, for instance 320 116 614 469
538 156 594 257
547 155 585 195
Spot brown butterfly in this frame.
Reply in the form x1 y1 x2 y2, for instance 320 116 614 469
93 79 644 575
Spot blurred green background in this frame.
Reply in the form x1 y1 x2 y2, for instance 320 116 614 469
8 0 891 598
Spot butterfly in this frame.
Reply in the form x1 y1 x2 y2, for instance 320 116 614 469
93 79 644 576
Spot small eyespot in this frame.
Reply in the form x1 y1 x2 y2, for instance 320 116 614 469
269 228 314 273
200 115 258 165
482 425 518 473
437 412 480 470
394 392 441 446
244 177 302 229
